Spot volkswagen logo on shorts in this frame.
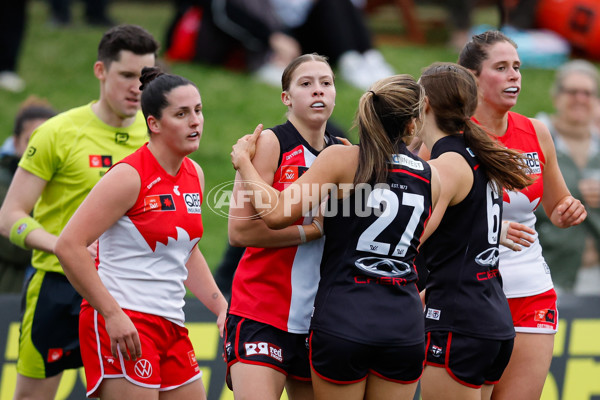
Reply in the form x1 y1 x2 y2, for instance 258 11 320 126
355 257 411 278
475 247 500 267
134 359 153 379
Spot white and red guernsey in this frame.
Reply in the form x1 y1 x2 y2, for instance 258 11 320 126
496 111 552 298
229 121 340 334
89 144 204 326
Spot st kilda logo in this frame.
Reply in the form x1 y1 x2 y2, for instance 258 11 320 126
134 359 153 379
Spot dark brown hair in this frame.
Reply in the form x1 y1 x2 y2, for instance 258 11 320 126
97 24 159 69
458 30 517 76
354 74 425 185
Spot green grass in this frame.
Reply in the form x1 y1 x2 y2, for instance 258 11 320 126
0 1 561 270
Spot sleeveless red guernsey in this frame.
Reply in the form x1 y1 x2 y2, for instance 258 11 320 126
229 121 340 334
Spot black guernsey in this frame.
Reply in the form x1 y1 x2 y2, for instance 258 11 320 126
421 135 515 340
310 143 432 346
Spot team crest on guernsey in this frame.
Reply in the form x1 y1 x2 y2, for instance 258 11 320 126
89 155 113 168
144 194 176 212
279 165 308 183
426 308 441 320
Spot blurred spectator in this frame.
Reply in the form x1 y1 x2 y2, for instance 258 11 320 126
165 0 394 90
0 96 57 293
0 0 26 92
47 0 115 27
445 0 538 51
535 59 600 295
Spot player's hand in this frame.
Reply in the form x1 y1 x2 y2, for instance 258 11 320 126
553 195 587 228
336 137 352 146
231 124 262 170
500 221 535 251
217 309 227 338
87 240 98 259
105 310 142 361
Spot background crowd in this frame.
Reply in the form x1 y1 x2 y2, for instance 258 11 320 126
0 1 599 398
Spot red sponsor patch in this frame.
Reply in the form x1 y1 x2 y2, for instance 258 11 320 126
534 309 556 324
143 194 176 212
47 348 63 363
89 155 113 168
188 350 198 366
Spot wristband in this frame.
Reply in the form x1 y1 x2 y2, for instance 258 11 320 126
10 216 42 250
312 219 324 237
297 225 307 244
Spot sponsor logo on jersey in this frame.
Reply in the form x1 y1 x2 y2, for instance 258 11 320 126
103 355 115 365
47 348 63 362
474 247 500 267
534 309 556 324
16 223 28 234
173 185 180 196
134 359 153 378
430 345 443 357
426 308 441 320
390 154 424 170
26 146 36 158
285 148 303 161
89 155 113 168
355 257 412 278
115 132 129 144
147 177 161 190
188 350 198 366
184 193 201 214
279 165 308 183
543 262 550 274
144 194 176 212
476 267 500 281
466 147 475 158
244 341 283 362
524 152 542 174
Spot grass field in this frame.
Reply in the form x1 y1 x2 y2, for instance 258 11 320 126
0 1 562 270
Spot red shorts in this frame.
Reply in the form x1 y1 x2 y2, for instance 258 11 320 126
507 288 558 334
80 305 202 397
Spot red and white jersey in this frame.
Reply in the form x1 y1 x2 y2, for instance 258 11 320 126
96 144 204 326
495 112 553 298
229 121 340 334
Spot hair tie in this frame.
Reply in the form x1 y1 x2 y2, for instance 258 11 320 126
369 90 378 100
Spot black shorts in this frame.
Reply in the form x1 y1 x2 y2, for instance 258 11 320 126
223 314 311 388
18 270 83 378
309 329 424 384
425 331 514 387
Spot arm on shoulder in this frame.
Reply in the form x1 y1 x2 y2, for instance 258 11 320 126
228 129 310 248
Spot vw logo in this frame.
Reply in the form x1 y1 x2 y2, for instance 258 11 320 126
475 247 500 267
355 257 411 278
134 359 153 379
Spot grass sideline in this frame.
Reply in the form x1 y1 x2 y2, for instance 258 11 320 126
1 1 560 270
